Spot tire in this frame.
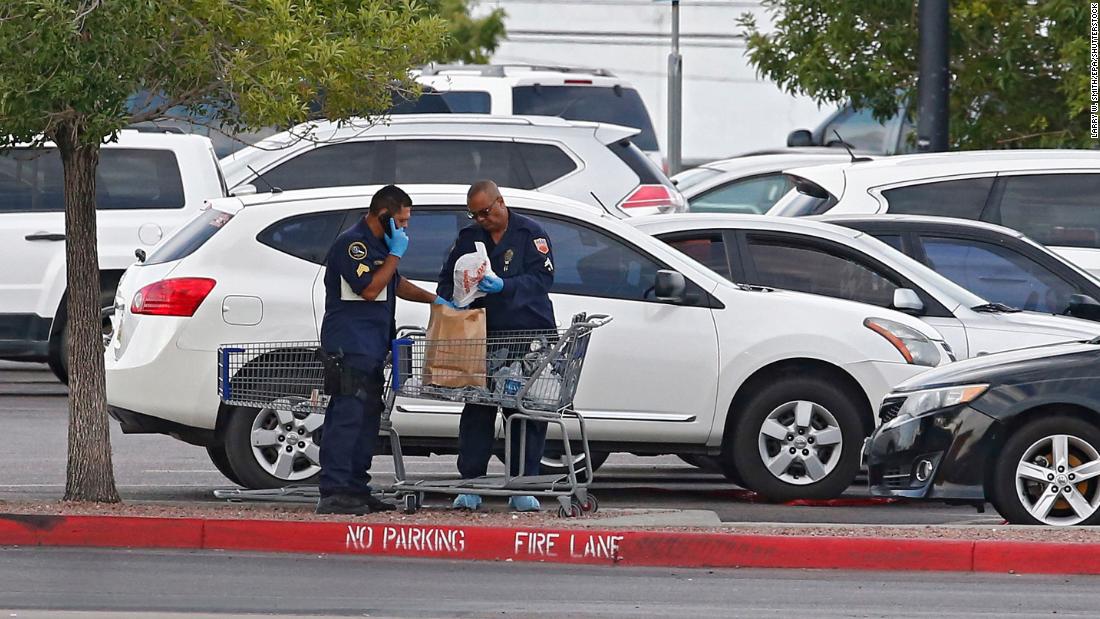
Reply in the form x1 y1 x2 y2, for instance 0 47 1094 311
48 290 114 385
990 415 1100 526
540 448 609 483
222 403 323 490
731 376 864 501
206 445 243 486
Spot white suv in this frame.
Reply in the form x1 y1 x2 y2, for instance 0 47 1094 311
412 64 663 169
768 150 1100 277
220 115 683 218
0 130 226 381
105 185 951 502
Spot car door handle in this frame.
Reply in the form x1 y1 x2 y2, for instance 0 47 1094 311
25 232 65 241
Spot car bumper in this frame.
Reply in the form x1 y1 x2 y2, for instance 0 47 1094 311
105 340 220 431
865 404 999 500
0 313 52 360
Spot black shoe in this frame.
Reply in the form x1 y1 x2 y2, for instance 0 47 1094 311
316 494 373 515
361 493 397 512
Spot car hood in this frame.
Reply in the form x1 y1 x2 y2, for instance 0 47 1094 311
894 341 1100 391
968 311 1100 340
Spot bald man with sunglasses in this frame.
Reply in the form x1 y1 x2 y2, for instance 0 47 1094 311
436 180 556 512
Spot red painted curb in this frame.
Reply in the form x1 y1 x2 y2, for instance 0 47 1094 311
0 512 1094 575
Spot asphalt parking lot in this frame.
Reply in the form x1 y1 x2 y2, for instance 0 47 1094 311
0 361 1000 525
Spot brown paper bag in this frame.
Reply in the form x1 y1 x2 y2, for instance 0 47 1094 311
423 305 487 388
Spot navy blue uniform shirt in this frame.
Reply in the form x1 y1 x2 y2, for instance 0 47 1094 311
437 212 555 332
319 218 398 366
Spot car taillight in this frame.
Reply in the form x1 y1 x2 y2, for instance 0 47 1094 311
131 278 216 317
620 184 677 210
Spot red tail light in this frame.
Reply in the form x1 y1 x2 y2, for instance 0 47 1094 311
131 278 216 317
563 79 593 84
620 184 677 210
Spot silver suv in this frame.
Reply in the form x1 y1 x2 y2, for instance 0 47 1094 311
219 115 684 217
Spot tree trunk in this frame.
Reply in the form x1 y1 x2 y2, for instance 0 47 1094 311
55 122 120 503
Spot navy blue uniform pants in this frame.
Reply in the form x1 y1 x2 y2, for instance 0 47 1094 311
457 403 548 479
319 356 384 497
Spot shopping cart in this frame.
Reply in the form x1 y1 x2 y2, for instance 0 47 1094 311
216 313 612 517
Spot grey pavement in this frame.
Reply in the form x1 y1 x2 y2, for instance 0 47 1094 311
2 547 1099 618
0 361 67 397
0 364 998 525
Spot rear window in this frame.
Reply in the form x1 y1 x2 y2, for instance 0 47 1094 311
881 177 994 219
607 139 668 186
0 148 185 212
512 85 659 151
145 208 233 265
994 173 1100 249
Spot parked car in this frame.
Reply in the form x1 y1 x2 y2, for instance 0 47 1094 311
631 214 1100 362
0 130 226 382
219 115 684 217
413 63 664 170
866 339 1100 526
767 150 1100 278
105 185 951 501
672 149 868 215
786 102 915 156
819 215 1100 323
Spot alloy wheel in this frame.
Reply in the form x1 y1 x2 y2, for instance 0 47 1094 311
1015 433 1100 526
249 397 324 482
756 400 843 486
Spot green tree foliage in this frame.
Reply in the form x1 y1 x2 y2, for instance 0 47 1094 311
0 0 448 502
425 0 506 64
739 0 1092 149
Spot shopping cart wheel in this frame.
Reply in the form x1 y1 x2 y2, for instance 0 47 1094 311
557 501 584 519
403 494 419 515
579 494 599 514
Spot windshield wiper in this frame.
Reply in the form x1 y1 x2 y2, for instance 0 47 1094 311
971 302 1022 313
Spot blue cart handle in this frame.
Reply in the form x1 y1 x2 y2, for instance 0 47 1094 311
219 347 245 401
390 338 415 391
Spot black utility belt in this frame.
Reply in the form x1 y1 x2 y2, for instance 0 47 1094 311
316 349 383 401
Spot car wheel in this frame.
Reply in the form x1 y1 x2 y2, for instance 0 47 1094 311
48 293 114 385
731 376 863 501
222 399 324 490
539 447 608 483
206 445 243 486
991 415 1100 526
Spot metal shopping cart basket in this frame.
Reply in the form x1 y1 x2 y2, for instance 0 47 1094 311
215 313 611 517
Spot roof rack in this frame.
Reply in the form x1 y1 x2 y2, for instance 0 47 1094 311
419 63 616 78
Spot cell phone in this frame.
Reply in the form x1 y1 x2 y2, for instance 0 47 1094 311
380 210 393 232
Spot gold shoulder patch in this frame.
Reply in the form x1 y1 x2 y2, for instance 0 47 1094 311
356 263 370 277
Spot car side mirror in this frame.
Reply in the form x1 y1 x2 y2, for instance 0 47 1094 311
230 183 258 197
654 270 687 302
892 288 924 314
787 129 814 147
1067 294 1100 321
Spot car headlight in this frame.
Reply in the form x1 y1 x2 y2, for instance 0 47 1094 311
883 383 988 430
864 317 942 367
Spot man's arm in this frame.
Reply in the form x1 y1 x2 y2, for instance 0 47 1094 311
435 237 464 301
360 255 400 301
397 276 437 303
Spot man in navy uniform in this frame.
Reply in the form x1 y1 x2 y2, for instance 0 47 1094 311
317 184 455 515
436 180 556 512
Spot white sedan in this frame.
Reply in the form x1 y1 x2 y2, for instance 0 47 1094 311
105 185 951 501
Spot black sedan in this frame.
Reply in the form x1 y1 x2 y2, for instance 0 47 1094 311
818 214 1100 322
866 339 1100 526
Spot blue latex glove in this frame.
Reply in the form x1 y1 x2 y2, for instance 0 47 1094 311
433 295 459 309
384 219 409 258
477 273 504 294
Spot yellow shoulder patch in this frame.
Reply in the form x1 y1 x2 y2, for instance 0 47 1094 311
356 263 370 277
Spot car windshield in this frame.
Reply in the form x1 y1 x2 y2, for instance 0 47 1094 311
512 85 659 151
672 166 723 191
